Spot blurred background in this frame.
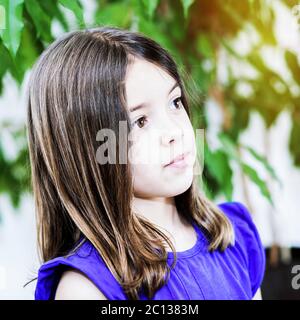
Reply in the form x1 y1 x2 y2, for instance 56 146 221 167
0 0 300 299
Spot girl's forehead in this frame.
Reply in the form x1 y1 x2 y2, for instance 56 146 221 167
124 58 178 107
126 58 172 86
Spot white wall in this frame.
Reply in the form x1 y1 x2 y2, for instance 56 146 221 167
0 73 40 299
0 194 39 299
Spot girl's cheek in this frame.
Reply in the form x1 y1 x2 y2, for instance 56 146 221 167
128 134 151 166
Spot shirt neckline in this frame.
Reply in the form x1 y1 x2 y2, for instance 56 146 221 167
75 221 208 261
166 221 208 260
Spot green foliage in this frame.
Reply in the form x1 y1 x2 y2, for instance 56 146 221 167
181 0 195 20
142 0 160 19
0 0 297 213
204 144 234 201
0 124 31 219
58 0 85 27
0 0 24 56
218 132 276 206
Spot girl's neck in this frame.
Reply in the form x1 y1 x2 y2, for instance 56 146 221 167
132 195 188 234
132 195 196 252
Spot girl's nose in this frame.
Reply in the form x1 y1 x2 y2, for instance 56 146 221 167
160 129 184 146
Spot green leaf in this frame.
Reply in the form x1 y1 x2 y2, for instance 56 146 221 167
38 0 68 31
242 163 273 206
15 20 43 80
204 144 233 201
218 132 274 204
196 34 214 58
200 174 214 200
95 1 131 27
0 39 12 93
285 50 300 85
58 0 85 28
218 132 240 162
242 144 282 188
0 0 24 56
142 0 160 19
289 118 300 167
181 0 194 20
219 37 244 60
25 0 53 42
0 4 4 29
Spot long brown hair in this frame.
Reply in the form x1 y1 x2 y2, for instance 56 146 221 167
26 26 234 300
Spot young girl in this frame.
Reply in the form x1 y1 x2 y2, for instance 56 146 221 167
27 26 265 300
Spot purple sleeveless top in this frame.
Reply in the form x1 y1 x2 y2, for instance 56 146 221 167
34 201 266 300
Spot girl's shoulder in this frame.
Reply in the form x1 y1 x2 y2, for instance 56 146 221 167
217 201 262 235
217 201 266 297
34 238 128 300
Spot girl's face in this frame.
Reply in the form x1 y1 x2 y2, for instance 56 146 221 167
125 57 196 198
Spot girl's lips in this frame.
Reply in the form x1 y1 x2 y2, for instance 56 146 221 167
164 152 190 169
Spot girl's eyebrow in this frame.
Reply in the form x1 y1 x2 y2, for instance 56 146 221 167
129 81 180 113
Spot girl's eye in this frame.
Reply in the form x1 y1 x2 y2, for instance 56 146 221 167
171 97 184 110
131 97 183 130
132 116 148 129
